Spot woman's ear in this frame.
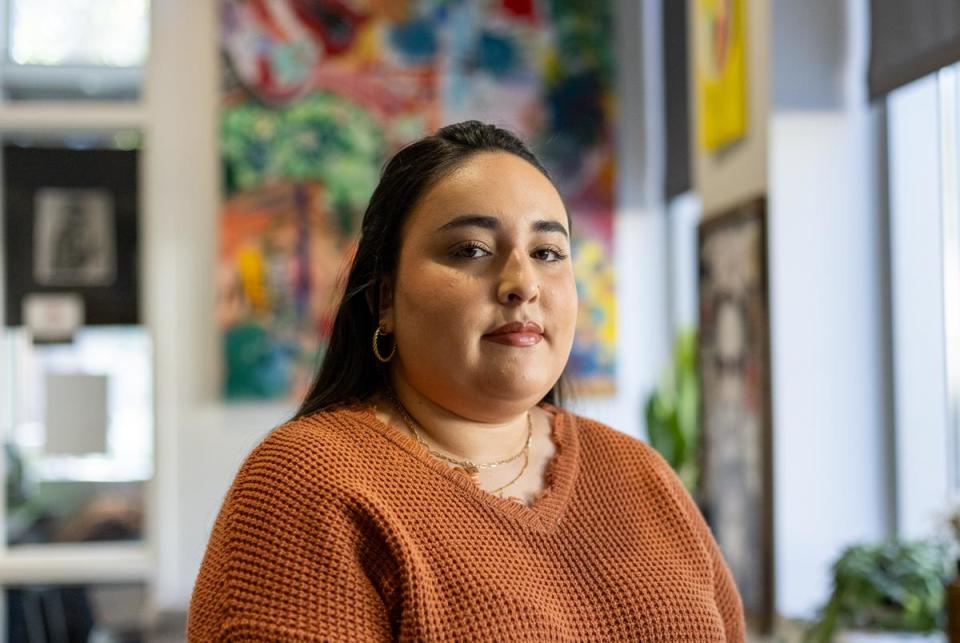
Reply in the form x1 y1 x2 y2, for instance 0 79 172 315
371 276 395 332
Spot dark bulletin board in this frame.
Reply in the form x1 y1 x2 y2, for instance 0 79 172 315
3 145 140 326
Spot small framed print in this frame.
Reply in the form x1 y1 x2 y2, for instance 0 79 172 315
3 145 139 326
33 188 117 288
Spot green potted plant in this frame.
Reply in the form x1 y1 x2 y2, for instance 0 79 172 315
942 504 960 640
804 539 950 642
645 328 699 493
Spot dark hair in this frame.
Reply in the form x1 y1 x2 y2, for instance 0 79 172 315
292 120 573 420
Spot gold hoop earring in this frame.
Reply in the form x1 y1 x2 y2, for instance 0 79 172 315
372 325 397 363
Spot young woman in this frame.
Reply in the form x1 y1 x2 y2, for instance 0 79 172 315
188 121 745 641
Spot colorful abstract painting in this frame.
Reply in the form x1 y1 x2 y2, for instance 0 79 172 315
218 0 617 400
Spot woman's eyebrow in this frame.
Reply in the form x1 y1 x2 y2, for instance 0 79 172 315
535 219 569 237
434 214 569 238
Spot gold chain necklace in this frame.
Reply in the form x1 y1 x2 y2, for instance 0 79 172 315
383 387 531 495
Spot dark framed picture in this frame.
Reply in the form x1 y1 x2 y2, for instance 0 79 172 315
697 195 774 634
3 145 139 327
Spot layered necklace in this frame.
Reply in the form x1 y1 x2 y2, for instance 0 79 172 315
382 387 531 495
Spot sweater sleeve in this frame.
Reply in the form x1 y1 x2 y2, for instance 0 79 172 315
689 495 747 642
647 447 747 642
187 440 393 642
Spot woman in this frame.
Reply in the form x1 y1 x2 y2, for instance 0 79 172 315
188 121 745 641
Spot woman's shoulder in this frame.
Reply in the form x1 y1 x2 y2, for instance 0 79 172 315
253 402 369 451
548 404 684 486
233 402 387 498
548 404 660 454
553 406 704 524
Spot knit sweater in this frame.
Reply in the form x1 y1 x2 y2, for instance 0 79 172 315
188 400 746 642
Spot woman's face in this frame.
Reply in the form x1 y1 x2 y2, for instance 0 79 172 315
380 151 578 420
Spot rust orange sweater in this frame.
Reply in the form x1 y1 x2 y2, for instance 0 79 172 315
188 401 746 641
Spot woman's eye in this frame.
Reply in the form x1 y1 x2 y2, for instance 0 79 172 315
535 247 569 262
452 243 490 259
450 243 568 261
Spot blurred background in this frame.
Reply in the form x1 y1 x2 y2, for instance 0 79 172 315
0 0 956 641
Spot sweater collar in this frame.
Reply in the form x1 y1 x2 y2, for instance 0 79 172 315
343 400 580 534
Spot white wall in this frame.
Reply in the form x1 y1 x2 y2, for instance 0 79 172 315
148 0 671 612
767 0 891 617
768 112 888 615
145 0 300 611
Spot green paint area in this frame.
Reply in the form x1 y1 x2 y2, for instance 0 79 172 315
222 91 385 220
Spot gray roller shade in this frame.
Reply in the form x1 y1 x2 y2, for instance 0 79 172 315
663 0 690 199
869 0 960 100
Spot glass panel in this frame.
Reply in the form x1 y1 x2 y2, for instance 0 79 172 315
6 582 154 642
8 0 149 67
4 327 152 546
941 67 960 493
3 0 149 101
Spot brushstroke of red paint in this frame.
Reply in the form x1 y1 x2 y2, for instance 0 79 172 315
502 0 537 23
257 56 276 92
249 0 288 39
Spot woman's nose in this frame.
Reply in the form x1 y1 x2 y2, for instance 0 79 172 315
497 253 540 305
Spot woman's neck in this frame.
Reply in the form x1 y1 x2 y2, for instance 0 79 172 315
372 376 533 465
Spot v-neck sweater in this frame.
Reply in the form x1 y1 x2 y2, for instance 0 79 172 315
187 401 746 642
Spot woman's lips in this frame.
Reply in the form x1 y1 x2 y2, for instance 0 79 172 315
483 320 545 347
482 332 543 347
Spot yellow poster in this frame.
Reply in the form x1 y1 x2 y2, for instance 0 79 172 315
696 0 747 151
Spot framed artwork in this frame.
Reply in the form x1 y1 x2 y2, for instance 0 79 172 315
217 0 618 400
697 196 774 634
3 146 140 328
695 0 747 151
33 188 117 288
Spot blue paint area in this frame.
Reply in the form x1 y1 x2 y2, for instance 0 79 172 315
546 70 605 147
538 134 582 184
537 70 607 181
389 18 438 64
440 1 477 110
271 42 313 85
476 31 516 76
224 322 294 398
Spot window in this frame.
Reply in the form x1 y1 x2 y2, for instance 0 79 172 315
939 66 960 495
886 69 956 537
1 0 149 101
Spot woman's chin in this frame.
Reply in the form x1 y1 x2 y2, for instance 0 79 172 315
474 378 552 406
